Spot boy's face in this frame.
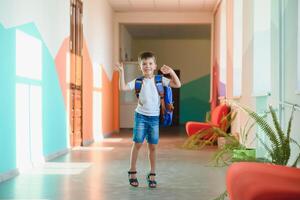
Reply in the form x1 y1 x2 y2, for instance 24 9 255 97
139 57 157 77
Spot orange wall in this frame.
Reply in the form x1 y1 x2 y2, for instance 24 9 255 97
112 72 119 131
82 40 94 142
82 39 118 139
55 37 118 145
102 69 113 135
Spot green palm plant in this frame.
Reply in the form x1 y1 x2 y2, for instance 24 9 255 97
182 109 257 166
209 103 300 200
210 116 256 166
240 105 300 166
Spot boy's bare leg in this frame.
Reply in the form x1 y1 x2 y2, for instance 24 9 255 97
129 142 143 185
147 143 157 181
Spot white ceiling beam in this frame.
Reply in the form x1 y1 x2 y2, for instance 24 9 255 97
115 11 213 24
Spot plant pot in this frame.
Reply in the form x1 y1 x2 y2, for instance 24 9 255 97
217 136 236 149
232 149 256 161
217 137 226 149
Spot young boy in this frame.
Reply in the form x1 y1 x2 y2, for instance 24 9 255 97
114 52 181 188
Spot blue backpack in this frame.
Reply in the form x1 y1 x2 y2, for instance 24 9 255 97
135 75 174 127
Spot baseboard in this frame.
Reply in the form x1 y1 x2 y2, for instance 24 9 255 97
44 148 70 161
103 130 119 138
0 169 19 183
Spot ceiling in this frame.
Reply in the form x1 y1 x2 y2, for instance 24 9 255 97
124 24 211 39
108 0 218 12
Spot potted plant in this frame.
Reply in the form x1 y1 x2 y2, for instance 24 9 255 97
184 103 300 200
182 110 256 166
213 104 300 200
239 104 300 166
210 116 256 166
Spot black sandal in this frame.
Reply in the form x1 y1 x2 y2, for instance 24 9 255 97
128 171 139 187
147 173 157 188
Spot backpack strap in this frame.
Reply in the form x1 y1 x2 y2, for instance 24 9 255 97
154 75 164 99
134 76 144 98
154 75 166 117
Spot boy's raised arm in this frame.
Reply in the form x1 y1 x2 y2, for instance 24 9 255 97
160 65 181 88
114 63 130 91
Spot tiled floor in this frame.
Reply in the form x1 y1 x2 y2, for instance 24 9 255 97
0 126 227 200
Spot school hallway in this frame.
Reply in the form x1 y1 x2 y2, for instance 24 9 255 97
0 127 226 200
1 0 300 199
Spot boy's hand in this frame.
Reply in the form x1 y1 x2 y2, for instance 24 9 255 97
161 65 181 88
114 62 124 73
160 65 174 75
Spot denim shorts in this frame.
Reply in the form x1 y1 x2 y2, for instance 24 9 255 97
133 112 159 144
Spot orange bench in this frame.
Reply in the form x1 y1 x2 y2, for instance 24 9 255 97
185 104 229 139
227 162 300 200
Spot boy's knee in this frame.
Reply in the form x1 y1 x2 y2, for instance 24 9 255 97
148 144 156 151
134 143 143 150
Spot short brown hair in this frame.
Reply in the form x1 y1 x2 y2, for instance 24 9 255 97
138 51 156 63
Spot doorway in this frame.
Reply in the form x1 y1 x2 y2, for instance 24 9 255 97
119 24 211 127
70 0 83 146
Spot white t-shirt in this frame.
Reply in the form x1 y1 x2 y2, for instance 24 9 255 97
127 76 170 116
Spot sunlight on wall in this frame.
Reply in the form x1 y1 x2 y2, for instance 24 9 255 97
233 0 243 97
16 84 44 172
93 62 102 88
16 84 31 171
253 0 271 95
93 63 103 141
16 29 44 172
16 30 42 80
29 85 44 167
93 92 103 141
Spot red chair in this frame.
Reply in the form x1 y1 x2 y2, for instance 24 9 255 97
227 162 300 200
185 104 229 139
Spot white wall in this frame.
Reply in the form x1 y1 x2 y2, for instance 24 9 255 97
120 25 133 62
0 0 69 57
132 39 211 84
282 0 300 165
114 11 213 66
83 0 114 80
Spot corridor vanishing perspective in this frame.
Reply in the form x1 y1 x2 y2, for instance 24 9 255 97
1 0 300 199
0 128 226 200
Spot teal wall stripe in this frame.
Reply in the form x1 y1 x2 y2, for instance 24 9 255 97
0 22 67 174
0 25 17 173
42 42 67 155
180 74 210 124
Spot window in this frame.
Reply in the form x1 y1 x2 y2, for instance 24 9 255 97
233 0 243 97
297 1 300 92
253 0 271 95
16 30 42 80
219 0 227 97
